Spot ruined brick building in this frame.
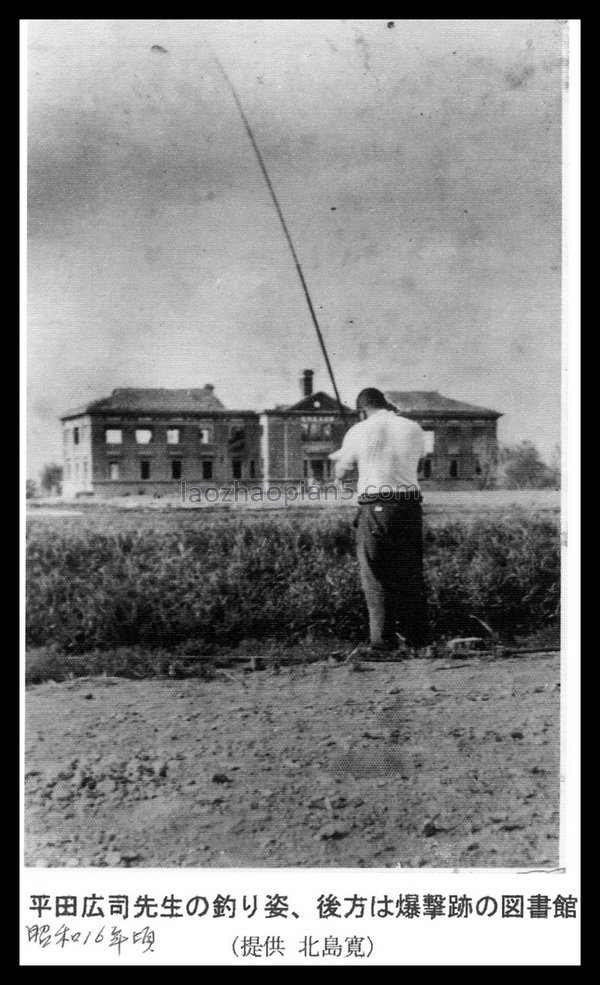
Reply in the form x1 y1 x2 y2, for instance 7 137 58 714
60 369 501 497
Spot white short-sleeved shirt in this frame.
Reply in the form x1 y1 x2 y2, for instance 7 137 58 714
329 409 425 497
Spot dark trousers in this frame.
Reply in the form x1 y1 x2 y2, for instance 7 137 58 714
356 498 429 649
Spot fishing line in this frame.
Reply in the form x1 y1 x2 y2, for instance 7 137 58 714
212 54 348 422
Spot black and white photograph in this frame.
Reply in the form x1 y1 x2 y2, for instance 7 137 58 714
24 17 575 905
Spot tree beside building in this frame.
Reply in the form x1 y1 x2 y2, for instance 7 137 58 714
498 441 560 489
39 463 63 496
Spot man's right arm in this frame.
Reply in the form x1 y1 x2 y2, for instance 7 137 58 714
414 422 426 462
329 426 359 480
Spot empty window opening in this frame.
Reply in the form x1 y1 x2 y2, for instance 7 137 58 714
449 459 459 479
109 462 120 481
171 459 182 480
106 429 122 445
166 429 180 445
423 430 435 455
135 429 153 445
73 427 80 445
140 460 151 480
472 430 488 458
202 460 213 480
447 428 461 456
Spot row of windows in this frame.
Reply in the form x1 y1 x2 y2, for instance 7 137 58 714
70 420 336 445
106 459 256 481
106 424 341 446
65 461 88 481
85 422 359 445
425 430 489 457
67 424 489 453
67 457 482 484
301 422 333 442
70 422 336 445
418 456 483 479
302 459 333 480
418 457 459 479
67 457 483 483
104 427 216 446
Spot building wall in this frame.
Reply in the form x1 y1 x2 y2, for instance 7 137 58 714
262 416 304 482
417 418 498 488
62 415 93 497
66 414 262 498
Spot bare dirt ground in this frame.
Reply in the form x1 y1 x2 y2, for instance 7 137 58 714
25 653 560 869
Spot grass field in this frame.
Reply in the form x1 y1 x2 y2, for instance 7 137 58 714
26 496 560 670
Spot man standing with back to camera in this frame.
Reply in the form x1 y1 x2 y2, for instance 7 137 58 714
330 388 430 659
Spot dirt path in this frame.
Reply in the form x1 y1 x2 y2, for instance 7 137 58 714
25 654 560 868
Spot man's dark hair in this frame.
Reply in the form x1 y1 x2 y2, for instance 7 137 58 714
356 387 389 410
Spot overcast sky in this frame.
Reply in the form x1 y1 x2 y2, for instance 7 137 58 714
27 19 565 477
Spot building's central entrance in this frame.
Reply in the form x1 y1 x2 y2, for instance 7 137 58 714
304 458 331 482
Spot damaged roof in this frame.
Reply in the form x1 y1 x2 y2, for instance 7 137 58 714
385 390 502 419
61 386 226 418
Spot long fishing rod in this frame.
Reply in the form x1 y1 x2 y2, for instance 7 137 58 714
212 55 348 424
